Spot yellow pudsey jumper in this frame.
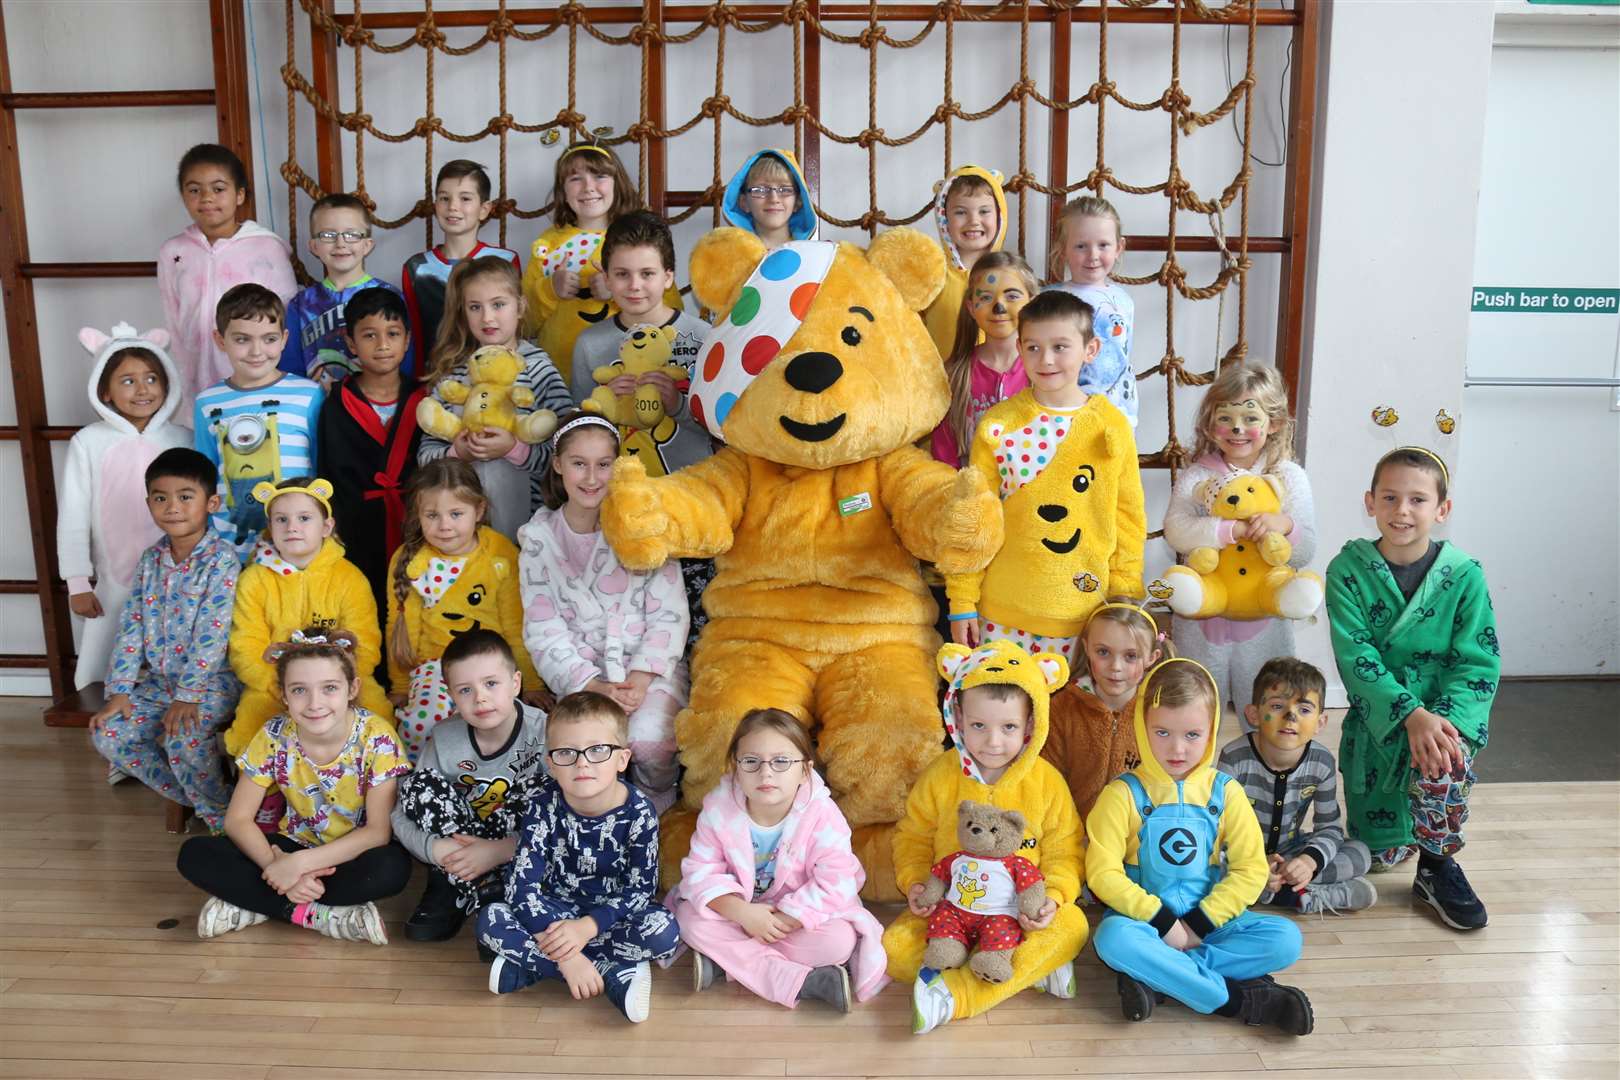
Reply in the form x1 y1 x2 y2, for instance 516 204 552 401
599 227 1004 898
884 640 1088 1022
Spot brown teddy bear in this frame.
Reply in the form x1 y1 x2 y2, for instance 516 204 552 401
917 801 1047 984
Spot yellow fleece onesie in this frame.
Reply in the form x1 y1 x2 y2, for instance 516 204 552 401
922 165 1008 361
225 537 394 756
883 640 1088 1022
946 390 1147 640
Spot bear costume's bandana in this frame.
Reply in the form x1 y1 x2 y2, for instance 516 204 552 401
689 240 838 441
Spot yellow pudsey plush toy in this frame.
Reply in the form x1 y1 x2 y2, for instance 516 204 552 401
416 345 560 444
1162 469 1324 621
600 229 1004 899
583 324 689 430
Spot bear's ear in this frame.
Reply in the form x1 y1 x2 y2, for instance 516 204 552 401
937 642 974 682
689 227 767 313
1261 472 1287 501
956 800 978 821
999 808 1026 836
78 327 110 356
1032 651 1069 692
1194 477 1221 510
657 325 676 345
866 227 946 312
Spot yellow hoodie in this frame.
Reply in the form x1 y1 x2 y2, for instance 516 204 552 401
922 166 1008 361
884 640 1087 1019
1084 658 1269 940
225 537 395 756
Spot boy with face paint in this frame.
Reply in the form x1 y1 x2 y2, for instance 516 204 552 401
1217 658 1375 914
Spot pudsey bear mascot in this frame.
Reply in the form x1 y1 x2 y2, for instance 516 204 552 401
600 228 1004 899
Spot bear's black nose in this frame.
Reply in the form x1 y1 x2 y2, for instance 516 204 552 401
784 352 843 393
1226 494 1241 505
1038 504 1068 522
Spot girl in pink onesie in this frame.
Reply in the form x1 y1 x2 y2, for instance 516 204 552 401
57 323 193 689
672 709 890 1012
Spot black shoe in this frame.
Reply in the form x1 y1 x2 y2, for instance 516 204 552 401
476 937 496 962
1116 971 1157 1022
1235 978 1314 1035
1414 857 1487 931
603 961 652 1023
404 870 467 942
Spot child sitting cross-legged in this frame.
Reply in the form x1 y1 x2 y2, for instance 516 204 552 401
478 691 680 1022
1218 657 1375 915
885 640 1087 1035
392 628 548 944
673 708 890 1012
1088 657 1314 1034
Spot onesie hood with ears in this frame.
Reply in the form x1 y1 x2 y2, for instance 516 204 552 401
722 148 817 242
1130 656 1223 790
938 639 1070 787
79 322 184 433
932 165 1008 271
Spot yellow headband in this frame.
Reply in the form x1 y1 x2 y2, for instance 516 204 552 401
1387 445 1451 488
563 143 612 160
1144 656 1216 709
1090 600 1155 624
253 478 334 517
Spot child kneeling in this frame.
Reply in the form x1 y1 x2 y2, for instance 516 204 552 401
673 709 889 1011
1088 658 1313 1034
885 641 1087 1035
478 691 679 1022
176 628 412 944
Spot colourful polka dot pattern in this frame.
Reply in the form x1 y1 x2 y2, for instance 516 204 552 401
689 240 838 441
397 658 454 764
534 228 604 279
987 410 1076 498
252 542 301 578
411 557 467 608
982 620 1078 660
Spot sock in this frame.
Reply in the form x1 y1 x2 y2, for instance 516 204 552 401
1418 849 1449 874
291 901 332 929
1214 977 1243 1018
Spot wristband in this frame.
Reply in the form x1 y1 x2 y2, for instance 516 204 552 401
947 611 979 623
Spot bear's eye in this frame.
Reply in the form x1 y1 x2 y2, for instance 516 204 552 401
1073 466 1094 494
841 325 862 347
467 586 485 606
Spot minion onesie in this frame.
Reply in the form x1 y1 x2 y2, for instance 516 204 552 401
1087 658 1304 1020
921 165 1008 361
223 481 395 756
884 640 1087 1030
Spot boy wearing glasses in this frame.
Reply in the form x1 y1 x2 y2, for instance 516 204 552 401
478 690 680 1023
282 193 416 384
720 149 816 248
391 630 548 944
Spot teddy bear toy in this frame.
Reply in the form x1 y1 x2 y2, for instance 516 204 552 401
917 801 1047 984
416 345 559 444
1163 469 1323 621
582 323 689 430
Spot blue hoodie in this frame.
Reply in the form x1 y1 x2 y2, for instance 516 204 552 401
721 149 817 242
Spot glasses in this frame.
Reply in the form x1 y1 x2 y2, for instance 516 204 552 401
547 744 624 766
744 185 796 200
312 229 371 244
735 755 806 774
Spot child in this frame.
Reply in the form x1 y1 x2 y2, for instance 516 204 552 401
193 284 325 559
159 143 298 408
282 193 414 384
674 708 889 1011
58 323 191 689
418 255 572 539
224 477 394 755
317 287 425 622
921 165 1007 360
89 448 240 830
930 251 1035 468
1218 657 1376 915
175 627 412 944
886 640 1086 1035
1326 447 1498 931
519 414 687 814
1044 600 1167 822
569 210 713 470
478 691 681 1022
523 143 675 385
1163 363 1316 714
401 160 521 359
1088 657 1314 1034
387 459 541 762
946 290 1147 662
720 149 816 248
392 629 548 943
1047 196 1138 426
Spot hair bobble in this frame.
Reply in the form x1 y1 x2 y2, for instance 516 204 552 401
263 626 358 663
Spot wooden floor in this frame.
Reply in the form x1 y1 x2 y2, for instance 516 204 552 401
1 698 1616 1080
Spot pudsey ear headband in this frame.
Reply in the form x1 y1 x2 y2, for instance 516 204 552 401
1087 601 1168 643
1384 445 1451 489
252 478 334 518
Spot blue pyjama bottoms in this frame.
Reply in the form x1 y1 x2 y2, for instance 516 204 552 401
90 681 234 830
1093 909 1302 1014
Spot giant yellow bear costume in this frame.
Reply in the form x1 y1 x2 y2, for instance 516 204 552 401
600 228 1004 899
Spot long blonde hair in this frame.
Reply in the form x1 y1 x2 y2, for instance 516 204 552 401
1049 194 1124 282
941 252 1037 465
1189 362 1297 471
388 459 489 672
1079 600 1172 679
426 256 524 386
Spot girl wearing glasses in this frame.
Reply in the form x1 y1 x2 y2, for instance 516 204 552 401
519 413 689 813
720 149 817 249
671 709 890 1012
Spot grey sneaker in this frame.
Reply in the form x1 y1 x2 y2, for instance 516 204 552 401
196 896 268 939
692 949 719 992
798 964 851 1012
316 902 389 946
106 763 130 786
1299 878 1378 915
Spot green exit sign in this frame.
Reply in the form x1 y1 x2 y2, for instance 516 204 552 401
1471 286 1620 313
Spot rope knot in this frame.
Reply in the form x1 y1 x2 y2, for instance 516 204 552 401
623 120 654 142
488 16 515 39
340 112 372 134
701 95 731 119
1159 263 1188 288
557 3 586 25
856 127 886 149
413 22 447 51
491 113 515 134
1162 86 1191 112
858 25 886 48
1088 80 1116 104
1010 77 1037 99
